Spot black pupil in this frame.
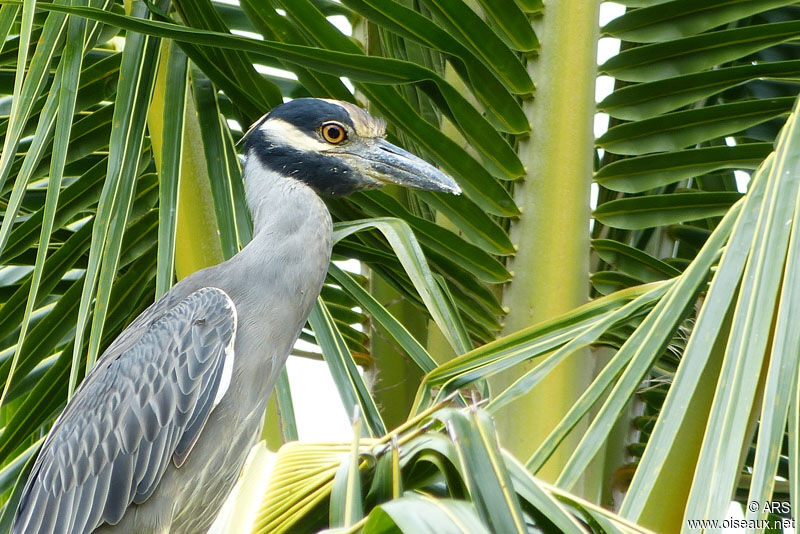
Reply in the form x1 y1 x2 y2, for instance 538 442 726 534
326 125 342 141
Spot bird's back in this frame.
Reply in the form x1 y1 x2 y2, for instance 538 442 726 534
12 284 237 534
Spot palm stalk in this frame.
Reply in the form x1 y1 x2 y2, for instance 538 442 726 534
492 0 600 493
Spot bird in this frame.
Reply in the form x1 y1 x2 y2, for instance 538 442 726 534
11 98 460 534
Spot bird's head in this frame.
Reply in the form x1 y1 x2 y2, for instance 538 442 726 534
240 98 461 196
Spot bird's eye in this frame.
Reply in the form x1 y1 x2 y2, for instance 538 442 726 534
321 122 347 144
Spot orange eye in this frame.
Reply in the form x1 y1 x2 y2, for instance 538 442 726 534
321 122 347 144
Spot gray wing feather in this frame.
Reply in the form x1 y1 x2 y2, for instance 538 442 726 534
11 287 237 534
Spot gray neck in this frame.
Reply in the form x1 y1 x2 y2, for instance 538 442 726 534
244 155 329 238
213 157 333 396
232 157 333 315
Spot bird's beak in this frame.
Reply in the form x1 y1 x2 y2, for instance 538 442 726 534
348 139 461 194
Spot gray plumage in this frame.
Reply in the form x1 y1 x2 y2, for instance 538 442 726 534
14 288 237 534
12 98 459 533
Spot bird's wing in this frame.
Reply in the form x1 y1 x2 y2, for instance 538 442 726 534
12 286 237 534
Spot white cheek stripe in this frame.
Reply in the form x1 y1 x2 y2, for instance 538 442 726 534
259 119 332 152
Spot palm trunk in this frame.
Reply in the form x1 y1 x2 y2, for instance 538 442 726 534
491 0 600 496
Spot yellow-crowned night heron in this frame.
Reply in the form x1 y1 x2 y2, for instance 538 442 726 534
12 98 460 534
